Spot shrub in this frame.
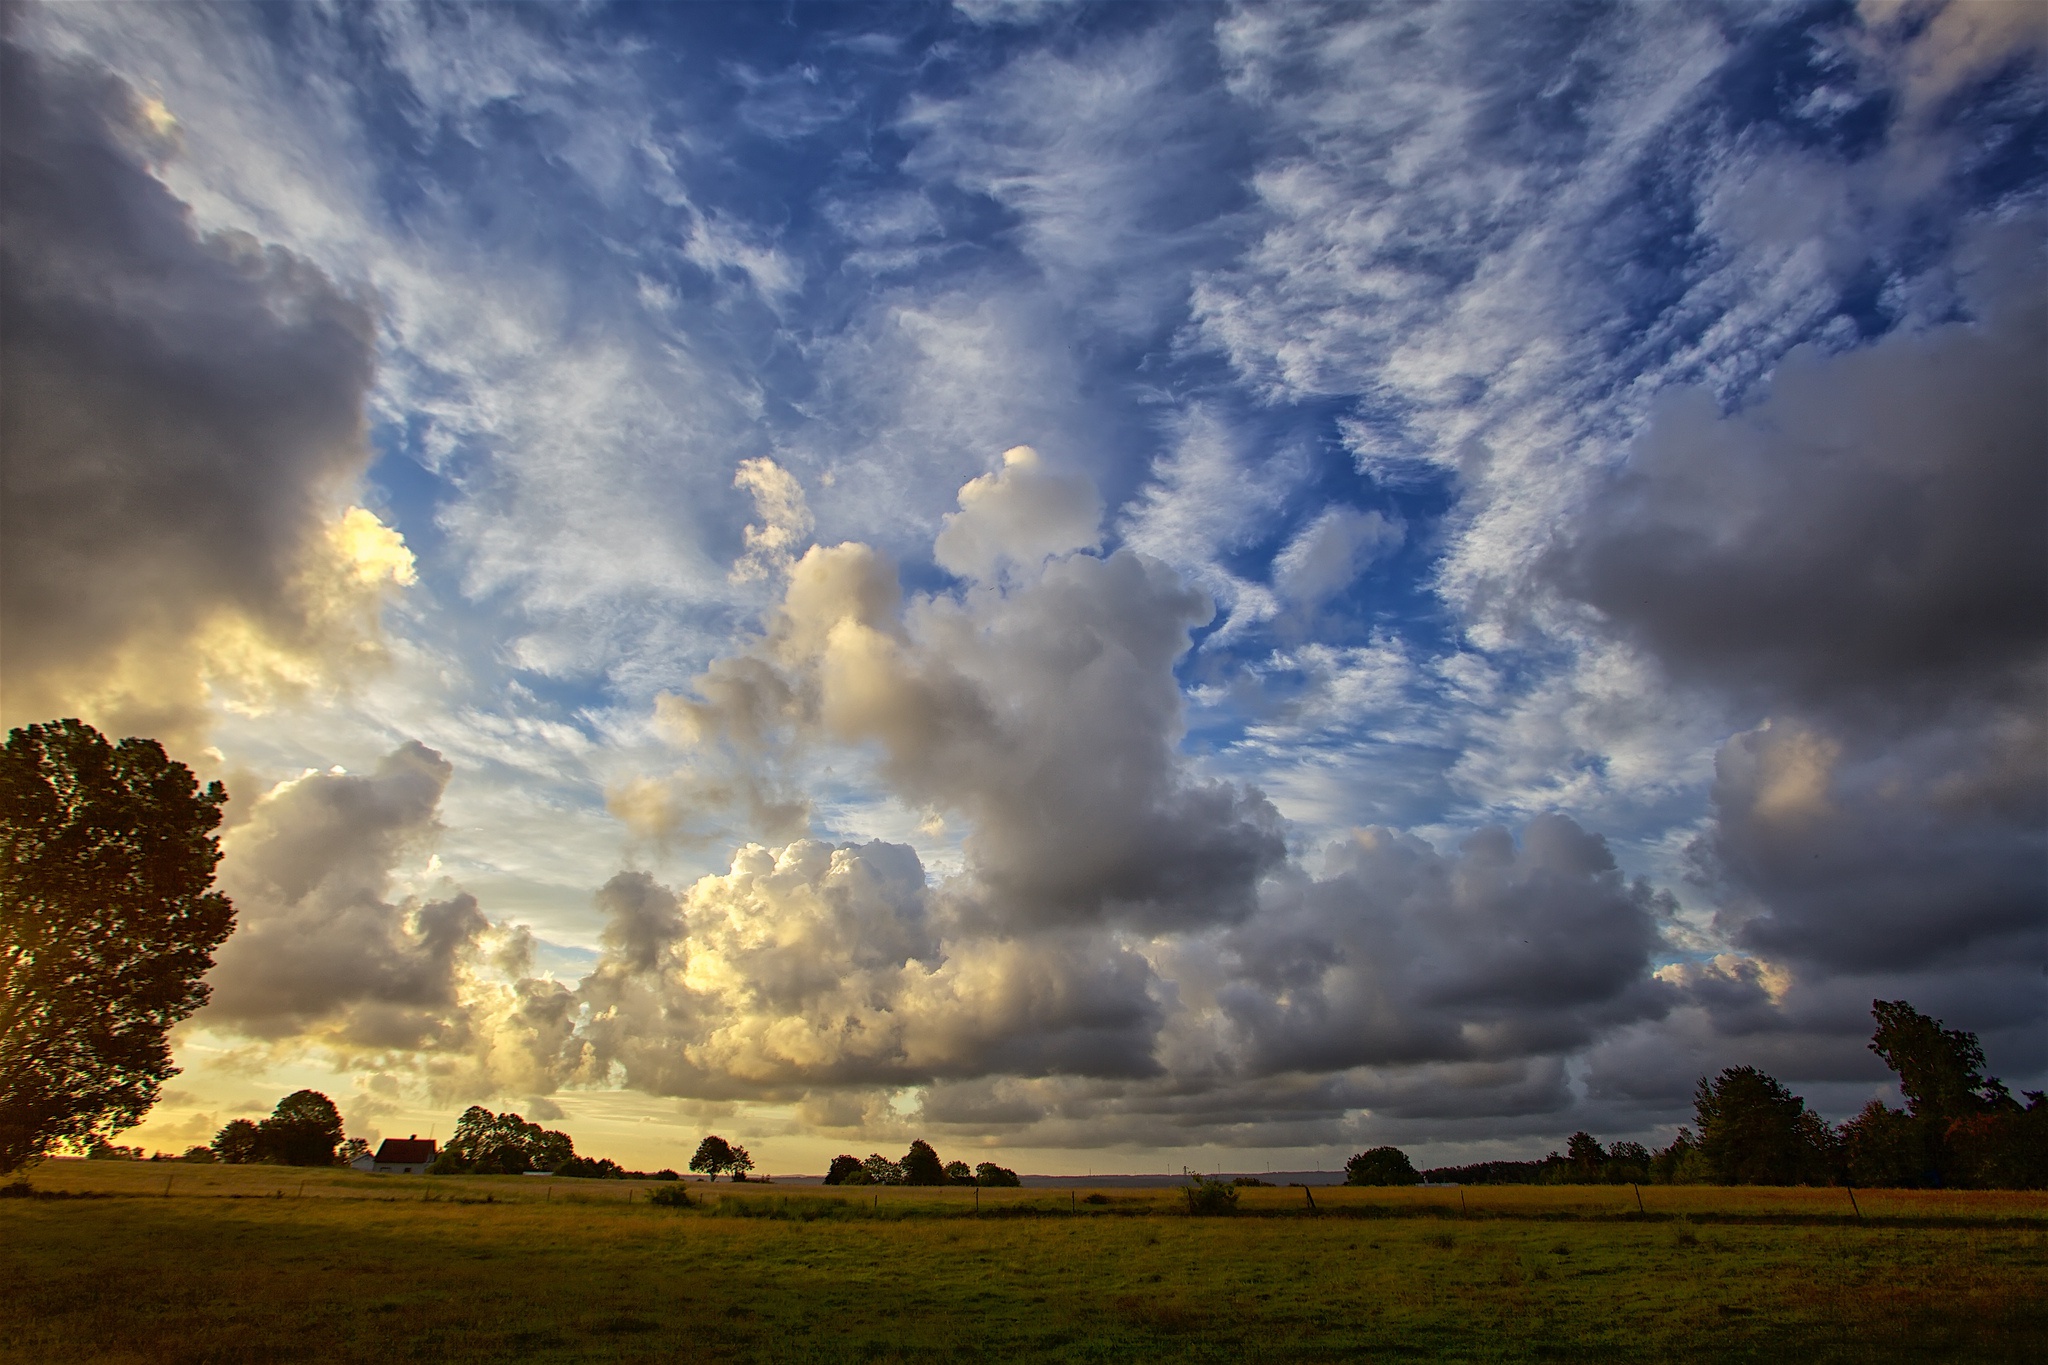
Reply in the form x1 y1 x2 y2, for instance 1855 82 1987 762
647 1183 692 1207
1184 1176 1239 1215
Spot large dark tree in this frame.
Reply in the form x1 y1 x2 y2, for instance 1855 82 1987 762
210 1117 261 1164
1692 1066 1833 1185
1344 1146 1418 1186
1869 1000 2011 1122
690 1134 737 1181
900 1138 947 1186
1858 1000 2042 1188
822 1153 863 1185
255 1090 344 1166
432 1105 575 1175
0 720 234 1173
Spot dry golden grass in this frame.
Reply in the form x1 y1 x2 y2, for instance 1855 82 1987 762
4 1160 2043 1363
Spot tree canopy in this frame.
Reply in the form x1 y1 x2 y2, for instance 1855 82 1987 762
258 1090 344 1166
900 1138 947 1186
1344 1146 1418 1187
1693 1066 1834 1185
1870 999 2012 1122
207 1092 350 1166
1 720 235 1172
432 1106 573 1175
689 1134 752 1181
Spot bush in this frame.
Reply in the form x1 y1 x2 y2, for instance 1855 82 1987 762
647 1183 692 1207
1184 1176 1239 1215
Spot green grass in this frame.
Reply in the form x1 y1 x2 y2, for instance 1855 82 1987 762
4 1162 2044 1362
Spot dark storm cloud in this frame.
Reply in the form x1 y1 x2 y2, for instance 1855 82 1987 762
1551 217 2046 1024
1555 221 2046 717
0 34 378 742
1699 715 2045 973
1214 814 1672 1075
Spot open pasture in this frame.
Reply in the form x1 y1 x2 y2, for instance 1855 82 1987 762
5 1162 2044 1363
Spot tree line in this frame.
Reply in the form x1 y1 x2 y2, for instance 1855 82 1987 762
1392 1002 2046 1189
819 1139 1021 1187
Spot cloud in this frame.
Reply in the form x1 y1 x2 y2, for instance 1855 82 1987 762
1206 815 1672 1077
204 743 483 1045
1554 225 2046 714
672 457 1288 933
200 739 582 1101
1272 505 1402 606
1555 220 2047 983
933 445 1102 583
729 458 815 584
573 840 1162 1094
0 35 400 749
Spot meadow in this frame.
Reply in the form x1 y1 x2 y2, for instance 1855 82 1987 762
4 1161 2043 1363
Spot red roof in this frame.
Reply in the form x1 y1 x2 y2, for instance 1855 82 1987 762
373 1138 437 1164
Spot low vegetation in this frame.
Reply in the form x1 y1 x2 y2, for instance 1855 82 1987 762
3 1161 2042 1363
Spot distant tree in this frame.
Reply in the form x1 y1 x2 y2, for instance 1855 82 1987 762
1649 1128 1709 1184
1693 1067 1833 1185
1566 1132 1605 1180
432 1106 574 1175
337 1137 370 1165
534 1129 574 1173
973 1162 1020 1187
1604 1140 1651 1183
943 1159 974 1184
691 1135 737 1181
1945 1099 2048 1190
726 1145 754 1181
552 1155 625 1179
823 1154 864 1186
84 1138 143 1160
179 1145 216 1163
211 1118 261 1164
1838 1099 1927 1187
900 1139 947 1186
1344 1147 1418 1187
861 1152 904 1185
0 721 236 1173
255 1091 344 1167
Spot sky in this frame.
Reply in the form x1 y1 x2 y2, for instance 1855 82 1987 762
2 0 2042 1176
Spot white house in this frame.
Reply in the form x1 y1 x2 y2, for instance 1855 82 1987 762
351 1136 438 1174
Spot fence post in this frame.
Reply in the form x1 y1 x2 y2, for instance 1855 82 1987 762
1304 1186 1316 1213
1846 1186 1863 1221
1633 1184 1644 1216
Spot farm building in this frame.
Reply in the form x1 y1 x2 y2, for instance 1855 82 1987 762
351 1137 438 1174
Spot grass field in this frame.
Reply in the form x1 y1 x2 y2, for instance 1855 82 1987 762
5 1161 2044 1363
